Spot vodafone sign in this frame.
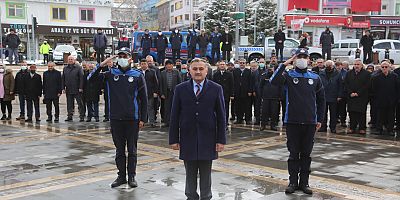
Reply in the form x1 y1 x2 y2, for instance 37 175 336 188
285 15 347 26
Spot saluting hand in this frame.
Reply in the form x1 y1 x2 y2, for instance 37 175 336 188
283 55 296 67
101 55 117 67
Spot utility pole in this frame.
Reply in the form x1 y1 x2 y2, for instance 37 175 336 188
26 5 31 61
254 7 257 43
277 0 281 30
234 0 240 61
0 6 3 63
31 14 36 62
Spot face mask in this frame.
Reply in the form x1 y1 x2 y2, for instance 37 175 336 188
234 64 240 68
175 30 178 33
176 64 181 69
225 31 229 34
181 69 188 74
117 58 129 68
259 63 265 69
0 69 4 73
30 70 36 74
21 66 27 70
295 59 308 69
158 32 162 36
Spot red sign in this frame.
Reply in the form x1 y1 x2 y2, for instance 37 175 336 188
345 17 371 28
285 15 347 26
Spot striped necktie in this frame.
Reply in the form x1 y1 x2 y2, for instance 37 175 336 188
195 84 201 96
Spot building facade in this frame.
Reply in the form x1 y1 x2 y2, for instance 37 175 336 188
169 0 204 30
1 0 116 60
138 0 159 30
156 0 171 31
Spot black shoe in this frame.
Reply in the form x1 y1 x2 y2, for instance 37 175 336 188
25 118 33 122
341 123 347 128
230 117 235 121
318 128 327 132
86 118 92 122
54 118 59 122
128 177 138 188
260 125 266 131
79 118 85 122
16 116 25 121
36 118 41 122
254 120 260 125
245 121 252 125
299 185 313 195
234 120 243 124
285 184 298 194
46 118 52 122
111 176 127 188
103 118 109 122
6 115 11 120
0 115 6 120
65 117 73 122
150 123 156 128
331 129 336 133
271 126 278 131
95 118 100 122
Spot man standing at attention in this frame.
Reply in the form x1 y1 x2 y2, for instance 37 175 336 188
169 58 226 200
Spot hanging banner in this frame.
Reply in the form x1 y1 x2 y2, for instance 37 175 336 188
324 0 350 8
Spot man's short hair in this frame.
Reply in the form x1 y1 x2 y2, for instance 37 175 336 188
48 61 55 65
189 58 207 68
250 60 257 65
165 59 174 65
325 60 334 66
140 59 147 63
335 61 342 66
175 59 182 63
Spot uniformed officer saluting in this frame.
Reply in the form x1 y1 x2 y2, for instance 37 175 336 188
270 48 325 195
87 47 148 188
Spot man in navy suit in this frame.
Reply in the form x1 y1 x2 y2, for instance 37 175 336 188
169 58 227 200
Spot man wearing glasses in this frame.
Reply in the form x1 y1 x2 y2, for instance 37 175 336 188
88 47 148 188
169 58 226 200
270 48 325 195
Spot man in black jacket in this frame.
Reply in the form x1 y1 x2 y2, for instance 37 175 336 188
186 29 198 60
155 31 168 66
170 29 183 62
198 30 209 58
160 59 181 127
4 29 21 64
372 61 399 136
360 30 374 64
15 62 29 120
212 60 234 124
221 28 233 62
62 56 85 122
259 63 282 131
274 28 286 62
141 29 152 59
233 59 253 124
24 64 42 122
83 63 102 122
320 27 334 60
93 28 108 63
140 59 159 127
43 62 62 122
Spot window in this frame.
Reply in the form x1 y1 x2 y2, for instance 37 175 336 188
341 43 349 48
185 14 190 20
171 5 174 12
396 3 400 16
284 40 298 48
175 1 183 10
171 16 174 25
333 43 340 48
175 15 183 24
267 39 275 47
394 42 400 50
6 2 25 19
186 0 190 6
350 43 358 48
80 8 94 22
52 6 67 20
374 42 391 49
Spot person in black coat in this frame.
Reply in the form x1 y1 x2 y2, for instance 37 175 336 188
221 28 233 62
233 59 253 124
198 30 209 58
371 61 399 135
83 63 102 122
141 29 152 59
14 62 29 120
24 64 42 122
360 30 374 64
155 31 168 66
273 28 286 62
212 60 234 124
186 29 198 60
259 63 282 131
160 59 181 127
210 29 222 65
344 59 371 134
318 60 343 133
140 59 159 127
170 29 183 62
250 60 265 125
43 62 62 122
320 27 334 60
394 67 400 130
4 29 21 64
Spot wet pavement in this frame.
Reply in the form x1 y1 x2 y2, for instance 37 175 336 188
0 101 400 200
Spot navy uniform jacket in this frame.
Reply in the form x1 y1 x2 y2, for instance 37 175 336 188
270 64 325 125
169 79 226 160
141 34 152 49
88 64 148 122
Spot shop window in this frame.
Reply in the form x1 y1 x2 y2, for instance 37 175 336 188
80 8 95 22
373 42 391 50
6 2 25 19
52 6 67 21
394 42 400 50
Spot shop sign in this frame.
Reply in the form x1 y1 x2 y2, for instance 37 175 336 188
36 25 117 36
285 15 347 26
345 17 370 28
2 24 32 34
370 18 400 26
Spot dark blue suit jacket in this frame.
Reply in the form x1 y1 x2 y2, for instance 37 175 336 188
169 79 227 161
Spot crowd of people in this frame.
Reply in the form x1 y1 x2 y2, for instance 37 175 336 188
0 51 399 137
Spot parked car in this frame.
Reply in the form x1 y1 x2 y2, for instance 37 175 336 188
52 44 78 64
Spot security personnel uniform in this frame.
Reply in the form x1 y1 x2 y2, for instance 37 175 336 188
88 63 148 181
270 54 325 191
141 33 153 59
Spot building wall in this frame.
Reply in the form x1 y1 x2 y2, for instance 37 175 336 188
157 2 171 31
